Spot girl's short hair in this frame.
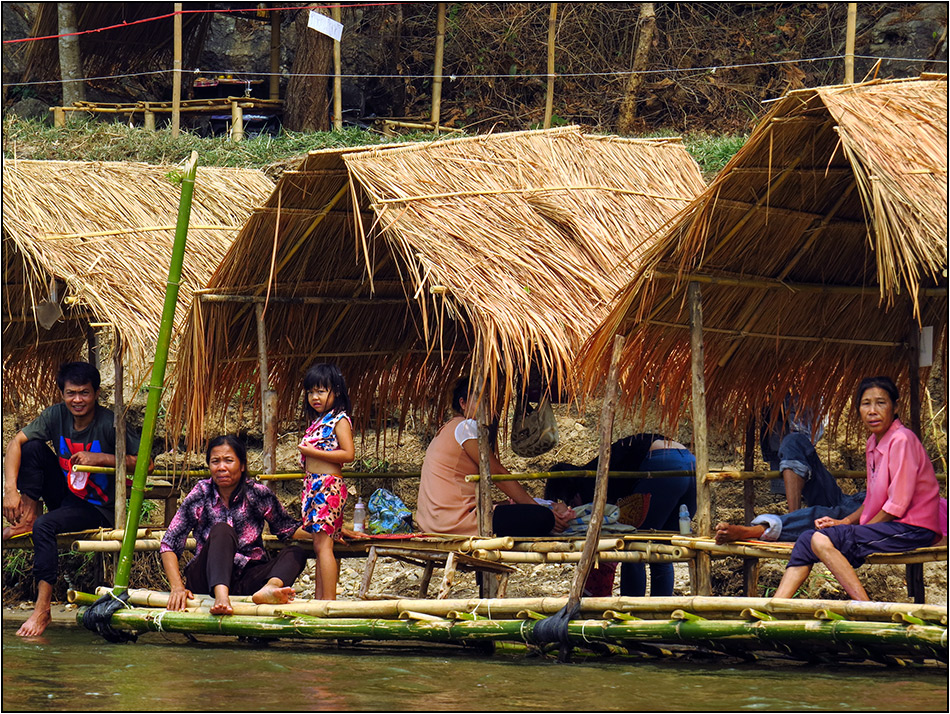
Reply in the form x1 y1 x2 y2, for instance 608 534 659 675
206 435 249 477
855 376 900 411
303 362 351 420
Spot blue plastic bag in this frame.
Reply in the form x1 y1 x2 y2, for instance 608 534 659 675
366 488 414 535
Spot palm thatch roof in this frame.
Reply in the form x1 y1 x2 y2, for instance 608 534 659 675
169 127 706 447
578 76 948 434
3 159 273 411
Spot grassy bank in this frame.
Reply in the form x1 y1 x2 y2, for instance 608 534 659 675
2 115 746 178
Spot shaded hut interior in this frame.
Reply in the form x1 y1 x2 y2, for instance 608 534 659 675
2 159 273 413
170 126 707 449
579 76 948 437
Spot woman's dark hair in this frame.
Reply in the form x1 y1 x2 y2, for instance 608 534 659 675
56 361 101 392
303 363 351 420
451 376 470 414
206 435 249 478
855 376 899 411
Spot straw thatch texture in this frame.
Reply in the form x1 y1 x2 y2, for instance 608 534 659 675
169 127 705 447
578 76 948 432
2 159 273 411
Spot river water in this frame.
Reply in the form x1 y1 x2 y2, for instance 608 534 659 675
2 623 947 711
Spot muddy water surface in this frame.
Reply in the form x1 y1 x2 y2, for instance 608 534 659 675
2 623 946 711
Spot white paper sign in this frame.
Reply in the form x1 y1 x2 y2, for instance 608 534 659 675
308 10 343 42
919 325 933 367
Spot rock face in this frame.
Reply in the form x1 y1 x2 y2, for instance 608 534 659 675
865 3 949 78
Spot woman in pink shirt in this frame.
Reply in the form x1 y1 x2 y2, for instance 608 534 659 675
774 376 941 601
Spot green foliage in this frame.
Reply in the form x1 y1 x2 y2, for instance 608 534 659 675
1 115 444 169
353 456 391 473
681 133 748 177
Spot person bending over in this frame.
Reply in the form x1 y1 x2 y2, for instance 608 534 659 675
773 377 941 601
3 362 142 637
160 435 307 614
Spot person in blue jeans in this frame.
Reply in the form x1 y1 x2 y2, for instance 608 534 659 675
715 431 864 544
545 434 696 596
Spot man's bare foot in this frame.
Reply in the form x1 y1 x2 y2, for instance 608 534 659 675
251 580 296 605
714 522 766 544
210 595 233 615
16 608 51 637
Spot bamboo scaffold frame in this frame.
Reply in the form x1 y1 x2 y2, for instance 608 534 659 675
69 589 947 662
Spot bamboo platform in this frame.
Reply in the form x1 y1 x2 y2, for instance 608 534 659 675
68 587 948 664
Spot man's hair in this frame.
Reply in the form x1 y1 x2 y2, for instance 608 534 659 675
56 362 101 392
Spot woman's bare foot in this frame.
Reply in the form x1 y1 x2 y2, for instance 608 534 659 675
16 608 51 637
714 522 766 544
251 578 296 605
210 586 233 615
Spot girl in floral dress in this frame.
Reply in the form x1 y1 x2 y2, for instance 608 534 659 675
298 363 354 600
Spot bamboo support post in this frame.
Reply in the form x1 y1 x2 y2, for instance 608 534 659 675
419 561 435 597
689 282 712 595
144 110 156 131
230 101 244 141
254 303 276 477
438 551 457 599
844 3 857 84
543 3 557 129
270 10 281 101
430 3 446 132
567 334 624 623
112 152 198 595
742 412 759 597
332 4 343 130
114 329 126 529
358 546 378 599
53 107 66 127
475 375 497 597
906 312 925 603
172 3 182 137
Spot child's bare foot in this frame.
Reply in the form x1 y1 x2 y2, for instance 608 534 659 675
16 608 51 637
714 522 766 544
251 579 296 605
210 594 233 615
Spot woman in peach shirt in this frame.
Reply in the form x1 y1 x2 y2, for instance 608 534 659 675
415 378 573 536
774 376 941 601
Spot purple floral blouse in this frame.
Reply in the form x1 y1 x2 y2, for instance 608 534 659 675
159 477 300 570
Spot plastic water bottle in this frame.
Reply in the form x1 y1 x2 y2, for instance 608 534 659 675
353 497 366 533
678 504 691 535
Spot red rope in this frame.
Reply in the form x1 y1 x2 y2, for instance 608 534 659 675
2 3 400 44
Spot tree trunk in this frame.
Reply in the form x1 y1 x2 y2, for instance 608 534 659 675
616 2 655 135
285 9 333 131
57 2 85 106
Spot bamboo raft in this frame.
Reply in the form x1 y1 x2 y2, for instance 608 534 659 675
69 588 947 664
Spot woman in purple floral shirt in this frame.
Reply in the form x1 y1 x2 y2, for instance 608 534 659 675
160 435 307 614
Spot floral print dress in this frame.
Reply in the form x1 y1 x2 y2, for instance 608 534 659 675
300 410 350 535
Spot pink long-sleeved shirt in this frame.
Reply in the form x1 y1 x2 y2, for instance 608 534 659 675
862 418 942 538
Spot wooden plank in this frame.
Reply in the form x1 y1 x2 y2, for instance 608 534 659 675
689 282 712 595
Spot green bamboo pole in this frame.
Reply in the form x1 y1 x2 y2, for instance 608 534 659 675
76 608 946 659
77 588 949 625
113 151 199 594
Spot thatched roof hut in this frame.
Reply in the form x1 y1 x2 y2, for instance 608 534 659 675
578 76 948 433
2 159 273 411
170 127 706 446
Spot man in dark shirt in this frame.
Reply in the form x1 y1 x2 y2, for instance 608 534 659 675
3 362 141 637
